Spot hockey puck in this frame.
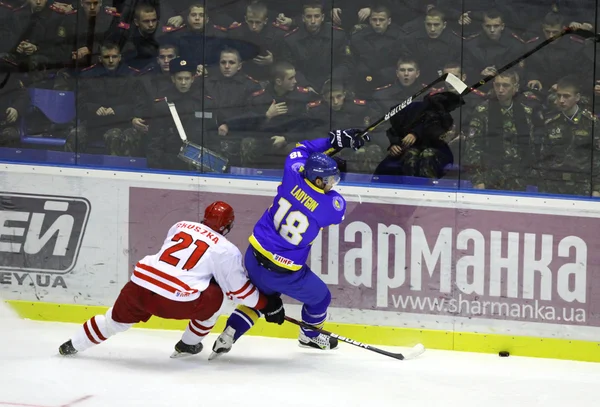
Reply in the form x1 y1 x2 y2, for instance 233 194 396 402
499 351 510 357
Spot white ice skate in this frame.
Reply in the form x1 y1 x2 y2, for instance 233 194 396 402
208 326 236 360
298 331 339 350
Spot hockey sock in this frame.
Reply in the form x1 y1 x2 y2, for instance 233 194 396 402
181 320 215 345
225 305 260 341
301 291 331 338
71 307 134 352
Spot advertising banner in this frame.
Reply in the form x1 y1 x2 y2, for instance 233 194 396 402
128 187 599 331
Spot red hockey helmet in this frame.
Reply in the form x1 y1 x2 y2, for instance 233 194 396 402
202 201 235 235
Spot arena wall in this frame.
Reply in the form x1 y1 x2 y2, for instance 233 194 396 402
2 162 599 362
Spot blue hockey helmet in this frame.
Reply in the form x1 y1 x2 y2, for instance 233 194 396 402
304 153 340 188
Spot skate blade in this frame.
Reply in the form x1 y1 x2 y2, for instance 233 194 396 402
208 349 230 361
298 342 338 350
170 350 198 359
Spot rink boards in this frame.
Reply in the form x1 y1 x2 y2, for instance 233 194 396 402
1 162 600 362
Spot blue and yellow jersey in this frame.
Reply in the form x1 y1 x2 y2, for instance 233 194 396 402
249 138 346 271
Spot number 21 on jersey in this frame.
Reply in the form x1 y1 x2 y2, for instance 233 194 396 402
273 197 309 245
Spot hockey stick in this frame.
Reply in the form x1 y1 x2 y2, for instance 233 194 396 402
323 73 467 156
463 27 600 96
285 316 426 361
324 27 599 157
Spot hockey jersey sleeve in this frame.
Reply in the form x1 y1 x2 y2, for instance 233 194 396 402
212 247 267 310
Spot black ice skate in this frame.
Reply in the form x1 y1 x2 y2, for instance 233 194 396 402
298 331 339 350
58 340 78 356
170 340 203 358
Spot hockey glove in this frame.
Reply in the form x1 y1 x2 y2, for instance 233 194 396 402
328 128 371 151
260 295 285 325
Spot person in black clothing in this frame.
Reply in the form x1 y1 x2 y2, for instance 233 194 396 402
146 56 219 171
204 47 262 166
227 0 288 84
65 41 139 154
56 0 114 70
242 60 318 168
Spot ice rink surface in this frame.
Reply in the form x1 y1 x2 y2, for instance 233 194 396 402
2 307 600 407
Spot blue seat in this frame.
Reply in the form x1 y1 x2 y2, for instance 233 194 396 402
20 88 76 147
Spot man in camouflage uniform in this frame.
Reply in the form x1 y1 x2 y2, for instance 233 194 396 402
306 80 384 173
537 75 600 197
464 71 544 191
65 41 139 155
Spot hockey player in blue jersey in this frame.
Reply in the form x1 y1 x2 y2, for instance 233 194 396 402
209 129 369 359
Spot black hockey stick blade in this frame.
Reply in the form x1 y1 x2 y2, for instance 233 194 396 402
323 73 467 157
464 27 599 95
285 316 426 361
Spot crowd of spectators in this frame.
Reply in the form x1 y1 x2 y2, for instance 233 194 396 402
0 0 599 197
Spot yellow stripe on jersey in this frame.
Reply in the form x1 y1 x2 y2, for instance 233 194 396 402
248 234 303 271
303 178 325 194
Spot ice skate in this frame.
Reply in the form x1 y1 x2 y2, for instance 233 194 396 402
170 340 203 358
58 340 78 356
208 326 236 360
298 331 338 350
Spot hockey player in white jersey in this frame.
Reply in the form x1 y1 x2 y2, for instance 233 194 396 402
58 201 285 358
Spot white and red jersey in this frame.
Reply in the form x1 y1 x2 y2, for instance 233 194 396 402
132 221 266 309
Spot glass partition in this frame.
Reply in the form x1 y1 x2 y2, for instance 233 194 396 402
0 0 598 198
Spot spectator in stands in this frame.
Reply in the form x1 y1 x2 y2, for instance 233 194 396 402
130 40 178 138
463 70 544 192
205 48 262 167
404 7 461 83
437 0 524 38
65 41 139 155
524 13 592 96
109 0 186 28
372 56 433 116
146 57 219 171
306 80 384 173
0 73 29 148
340 3 408 99
57 0 113 70
227 0 288 84
108 3 160 69
244 60 318 168
462 8 525 84
537 75 600 197
159 2 232 76
0 0 71 74
280 0 346 92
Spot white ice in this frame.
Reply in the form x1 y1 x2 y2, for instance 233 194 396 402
1 307 600 407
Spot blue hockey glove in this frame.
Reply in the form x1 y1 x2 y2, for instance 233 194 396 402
328 128 371 151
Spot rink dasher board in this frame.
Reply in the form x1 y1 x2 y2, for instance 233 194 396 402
1 162 599 363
